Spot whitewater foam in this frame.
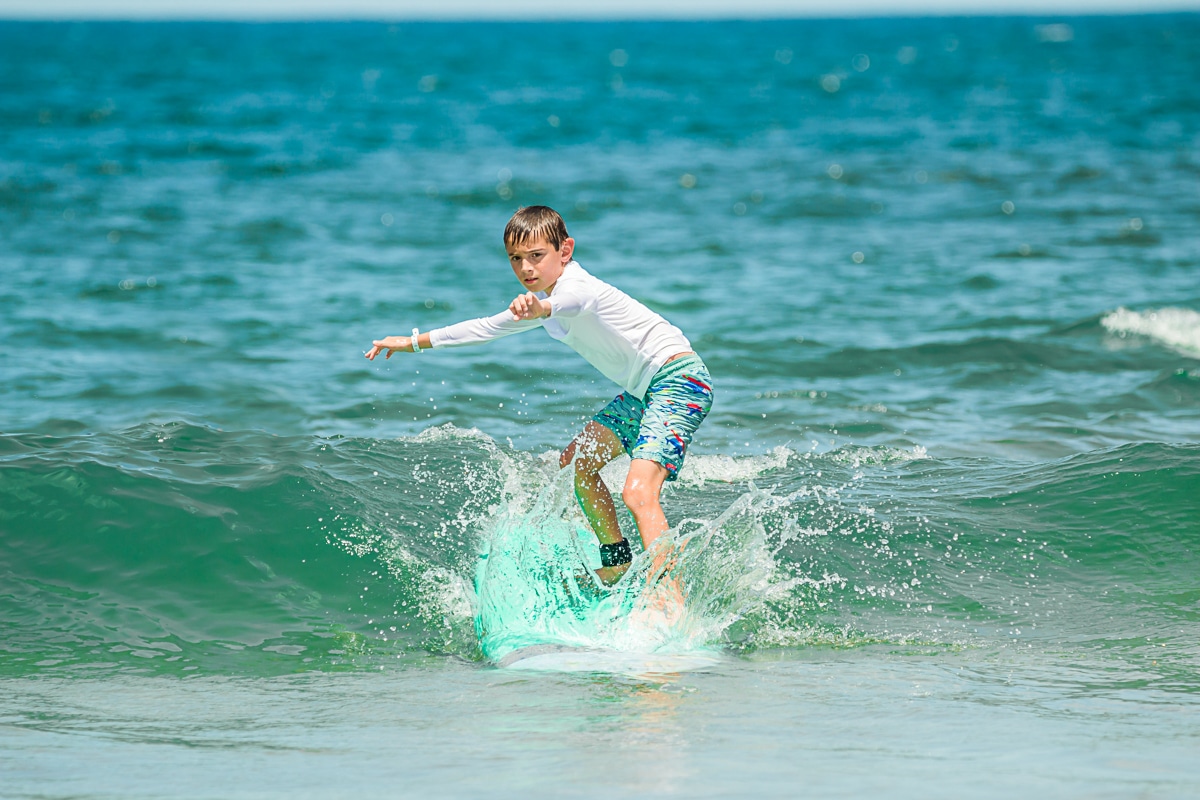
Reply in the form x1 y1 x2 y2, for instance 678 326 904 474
1101 306 1200 357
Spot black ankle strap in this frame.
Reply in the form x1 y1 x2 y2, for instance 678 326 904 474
599 539 632 567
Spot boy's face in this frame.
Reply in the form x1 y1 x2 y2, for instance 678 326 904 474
506 236 574 294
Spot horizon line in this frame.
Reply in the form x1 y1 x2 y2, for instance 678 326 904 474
2 10 1198 22
1 1 1198 23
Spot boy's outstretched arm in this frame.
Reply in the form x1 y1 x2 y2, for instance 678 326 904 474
367 307 545 361
365 331 430 360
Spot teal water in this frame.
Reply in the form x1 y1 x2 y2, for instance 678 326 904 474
2 16 1200 798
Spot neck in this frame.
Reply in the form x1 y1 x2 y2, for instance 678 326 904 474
546 260 571 294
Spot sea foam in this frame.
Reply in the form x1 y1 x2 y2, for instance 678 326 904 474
1101 306 1200 357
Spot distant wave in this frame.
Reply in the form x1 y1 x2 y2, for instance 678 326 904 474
1102 307 1200 358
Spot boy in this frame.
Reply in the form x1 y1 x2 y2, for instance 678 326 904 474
366 206 713 585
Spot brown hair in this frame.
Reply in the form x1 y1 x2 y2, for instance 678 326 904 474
503 206 569 251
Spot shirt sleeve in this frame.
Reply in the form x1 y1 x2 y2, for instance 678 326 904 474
547 282 592 318
428 310 543 348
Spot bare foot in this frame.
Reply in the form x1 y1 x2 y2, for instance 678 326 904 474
646 538 682 582
595 563 629 586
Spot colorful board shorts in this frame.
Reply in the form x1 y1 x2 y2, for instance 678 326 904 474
592 354 714 482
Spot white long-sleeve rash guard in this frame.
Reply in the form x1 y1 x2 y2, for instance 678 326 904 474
427 261 693 398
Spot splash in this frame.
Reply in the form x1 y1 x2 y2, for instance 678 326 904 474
472 462 820 662
472 466 730 663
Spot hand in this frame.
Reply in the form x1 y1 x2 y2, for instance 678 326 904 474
509 292 549 321
365 336 410 360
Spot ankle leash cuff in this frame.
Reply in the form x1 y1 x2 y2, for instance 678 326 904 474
599 539 632 568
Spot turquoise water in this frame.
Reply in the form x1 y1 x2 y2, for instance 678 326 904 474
2 16 1200 798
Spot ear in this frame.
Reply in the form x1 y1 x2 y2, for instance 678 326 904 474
560 237 575 263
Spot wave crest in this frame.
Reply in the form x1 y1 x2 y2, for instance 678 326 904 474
1102 306 1200 357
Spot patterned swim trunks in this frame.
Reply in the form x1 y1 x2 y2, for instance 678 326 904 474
592 354 714 482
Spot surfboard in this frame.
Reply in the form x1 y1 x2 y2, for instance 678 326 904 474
496 643 723 675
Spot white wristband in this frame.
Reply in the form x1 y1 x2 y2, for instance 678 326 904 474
411 328 422 353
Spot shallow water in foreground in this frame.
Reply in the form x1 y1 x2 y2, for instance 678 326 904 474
2 15 1199 798
4 651 1197 799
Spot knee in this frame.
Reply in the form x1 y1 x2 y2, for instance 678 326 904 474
563 446 601 478
622 480 653 511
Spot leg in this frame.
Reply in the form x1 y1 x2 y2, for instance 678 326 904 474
623 459 682 606
621 458 671 551
622 357 713 559
560 421 628 584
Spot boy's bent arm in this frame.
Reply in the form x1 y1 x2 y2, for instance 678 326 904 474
541 284 590 318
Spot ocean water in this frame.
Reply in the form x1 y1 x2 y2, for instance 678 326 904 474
2 15 1200 798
